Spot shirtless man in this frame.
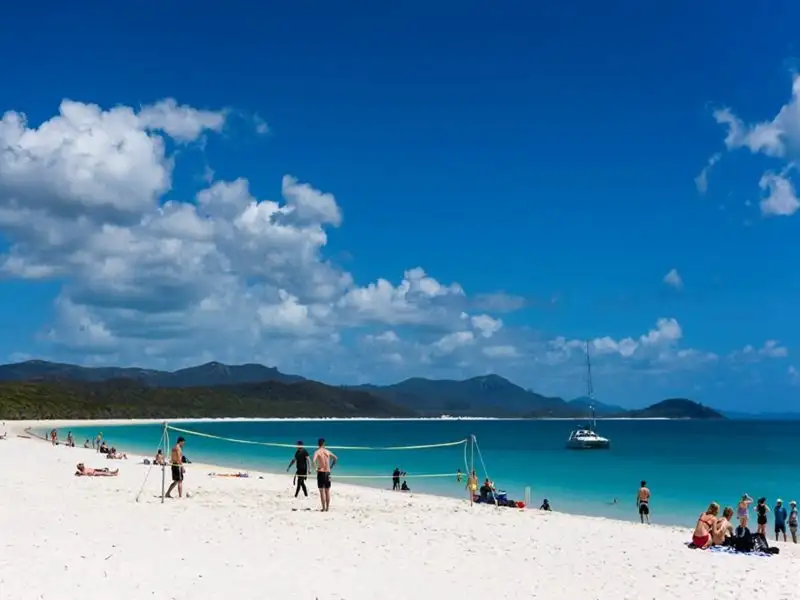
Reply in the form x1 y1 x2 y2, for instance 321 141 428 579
165 436 186 499
637 480 651 524
313 438 338 512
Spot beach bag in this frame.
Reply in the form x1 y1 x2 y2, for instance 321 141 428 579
733 526 754 553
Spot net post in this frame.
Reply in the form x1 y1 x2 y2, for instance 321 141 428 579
524 486 531 509
160 421 167 505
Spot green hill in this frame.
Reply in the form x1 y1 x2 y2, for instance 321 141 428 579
0 379 414 420
627 398 724 419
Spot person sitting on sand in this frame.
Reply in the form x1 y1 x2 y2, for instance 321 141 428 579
83 439 91 448
692 502 720 549
153 449 166 465
106 447 128 460
712 507 734 546
75 463 119 477
540 498 552 511
401 480 410 492
479 479 495 502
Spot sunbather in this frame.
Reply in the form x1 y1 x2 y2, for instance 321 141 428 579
692 502 720 549
75 463 119 477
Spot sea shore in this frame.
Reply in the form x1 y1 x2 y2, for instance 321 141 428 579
2 421 799 599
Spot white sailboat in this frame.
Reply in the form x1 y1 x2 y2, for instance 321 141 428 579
566 341 611 450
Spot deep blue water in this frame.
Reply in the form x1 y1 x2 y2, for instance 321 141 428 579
55 419 800 526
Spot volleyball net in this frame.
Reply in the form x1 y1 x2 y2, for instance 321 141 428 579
136 422 496 504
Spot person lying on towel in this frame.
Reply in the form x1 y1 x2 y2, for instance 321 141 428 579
75 463 119 477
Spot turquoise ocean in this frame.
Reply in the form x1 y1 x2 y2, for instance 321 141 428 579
56 419 800 527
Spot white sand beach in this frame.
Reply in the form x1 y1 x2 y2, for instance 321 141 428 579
2 422 799 600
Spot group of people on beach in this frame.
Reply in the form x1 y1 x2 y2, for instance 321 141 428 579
284 439 338 510
691 494 797 550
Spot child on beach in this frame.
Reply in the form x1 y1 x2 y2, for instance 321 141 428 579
755 497 770 537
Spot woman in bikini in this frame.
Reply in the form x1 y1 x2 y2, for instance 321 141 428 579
737 494 753 528
75 463 119 477
692 502 720 549
466 470 478 504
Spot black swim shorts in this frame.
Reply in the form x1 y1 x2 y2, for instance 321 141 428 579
638 502 649 515
775 523 786 533
171 465 184 482
317 471 331 489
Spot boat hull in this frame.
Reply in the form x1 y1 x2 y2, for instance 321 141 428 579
566 439 610 450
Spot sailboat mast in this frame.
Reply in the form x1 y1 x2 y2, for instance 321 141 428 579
585 340 596 429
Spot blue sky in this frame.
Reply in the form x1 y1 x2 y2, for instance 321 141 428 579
0 1 799 410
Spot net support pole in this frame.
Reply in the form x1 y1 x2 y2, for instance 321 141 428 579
160 421 167 505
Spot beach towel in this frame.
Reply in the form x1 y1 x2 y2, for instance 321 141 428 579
684 542 772 557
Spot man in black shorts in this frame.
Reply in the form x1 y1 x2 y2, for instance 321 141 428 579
287 441 310 498
313 438 337 511
165 436 186 499
637 480 651 524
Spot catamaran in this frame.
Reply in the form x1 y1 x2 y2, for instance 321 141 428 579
566 341 611 450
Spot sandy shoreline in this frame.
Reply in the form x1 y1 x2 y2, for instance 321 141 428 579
1 423 799 599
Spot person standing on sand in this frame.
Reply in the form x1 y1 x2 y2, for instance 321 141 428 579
287 441 310 498
165 437 186 499
466 470 478 504
636 480 651 524
313 438 337 512
774 499 788 542
788 501 798 543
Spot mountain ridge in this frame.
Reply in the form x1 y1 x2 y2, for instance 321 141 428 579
0 359 722 419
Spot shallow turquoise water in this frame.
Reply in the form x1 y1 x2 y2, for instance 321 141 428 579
56 419 800 527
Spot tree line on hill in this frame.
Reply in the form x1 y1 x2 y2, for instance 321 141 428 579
0 360 724 420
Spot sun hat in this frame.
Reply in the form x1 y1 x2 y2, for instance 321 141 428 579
777 498 783 503
791 500 797 506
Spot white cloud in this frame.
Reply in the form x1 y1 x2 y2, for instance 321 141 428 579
468 314 503 338
482 345 519 359
694 153 721 194
663 268 683 290
0 97 509 372
431 331 474 355
733 340 789 360
710 76 800 218
758 172 800 217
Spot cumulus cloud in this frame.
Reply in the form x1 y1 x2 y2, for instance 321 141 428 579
0 96 746 394
662 268 683 290
0 97 514 373
708 76 800 218
732 340 789 360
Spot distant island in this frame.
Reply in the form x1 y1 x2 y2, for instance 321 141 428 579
0 359 724 420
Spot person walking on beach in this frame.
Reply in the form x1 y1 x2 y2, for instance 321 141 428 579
287 441 310 498
313 438 337 512
636 480 651 524
774 499 788 542
165 436 186 499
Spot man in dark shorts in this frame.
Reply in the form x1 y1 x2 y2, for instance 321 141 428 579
165 436 186 499
313 438 338 512
287 441 310 498
637 480 651 524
